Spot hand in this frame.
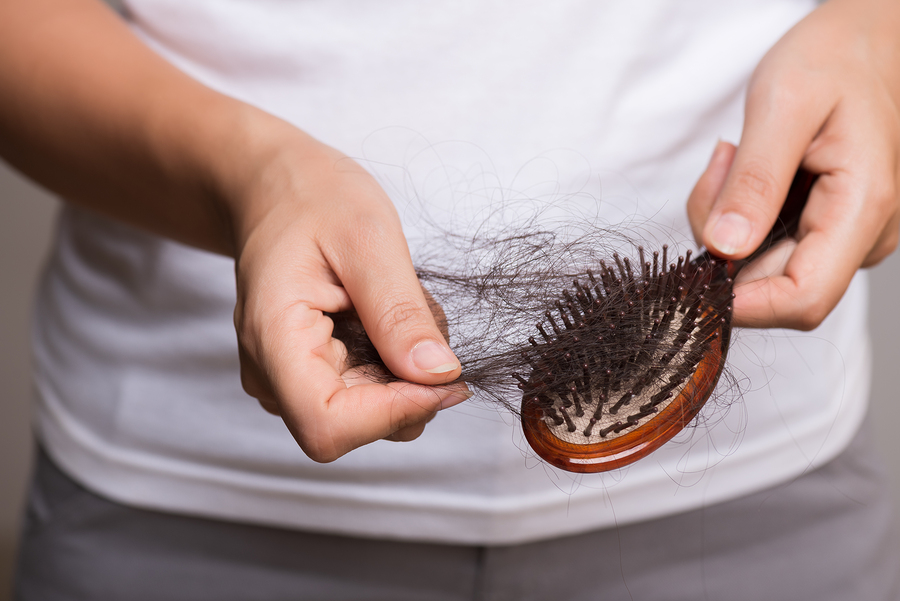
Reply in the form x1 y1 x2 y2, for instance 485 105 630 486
0 0 470 463
687 0 900 330
230 135 471 462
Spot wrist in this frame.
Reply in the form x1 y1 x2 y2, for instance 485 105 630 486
198 103 338 258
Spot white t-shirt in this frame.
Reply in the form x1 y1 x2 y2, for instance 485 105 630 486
32 0 869 544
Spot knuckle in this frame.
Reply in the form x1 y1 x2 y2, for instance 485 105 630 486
298 434 342 463
864 234 899 267
293 400 359 464
881 231 899 257
303 448 340 464
238 349 267 397
748 70 803 115
239 369 257 396
387 422 427 442
793 300 830 332
372 297 431 337
792 315 817 332
732 162 780 212
255 397 281 416
342 211 397 254
867 181 897 215
389 385 440 429
392 407 431 433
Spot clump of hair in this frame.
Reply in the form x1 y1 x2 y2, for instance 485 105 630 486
330 209 736 424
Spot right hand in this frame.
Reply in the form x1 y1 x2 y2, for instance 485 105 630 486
686 0 900 331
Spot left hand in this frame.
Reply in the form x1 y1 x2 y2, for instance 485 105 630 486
687 0 900 330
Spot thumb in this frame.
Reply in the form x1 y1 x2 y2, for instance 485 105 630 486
703 155 803 259
702 80 824 259
331 218 462 386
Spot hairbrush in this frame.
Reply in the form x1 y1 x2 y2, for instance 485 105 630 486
331 168 816 473
518 168 815 472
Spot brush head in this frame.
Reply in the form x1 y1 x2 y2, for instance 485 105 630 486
518 251 734 472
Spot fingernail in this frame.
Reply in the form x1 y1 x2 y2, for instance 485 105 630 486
710 212 752 255
708 140 728 166
412 340 459 374
441 390 474 409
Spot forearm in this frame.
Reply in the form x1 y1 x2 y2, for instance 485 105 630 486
0 0 323 256
0 0 466 458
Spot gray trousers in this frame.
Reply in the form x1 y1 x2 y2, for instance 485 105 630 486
14 419 900 601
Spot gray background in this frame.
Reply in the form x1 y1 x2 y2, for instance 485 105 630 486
1 160 899 598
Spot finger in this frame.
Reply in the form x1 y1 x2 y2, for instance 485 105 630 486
384 420 429 442
342 363 445 443
238 344 282 413
730 81 900 329
733 238 797 288
255 396 282 416
258 304 470 461
323 210 462 385
731 172 872 329
240 355 281 416
282 378 471 462
732 236 845 330
701 75 833 259
687 140 737 244
861 208 900 267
